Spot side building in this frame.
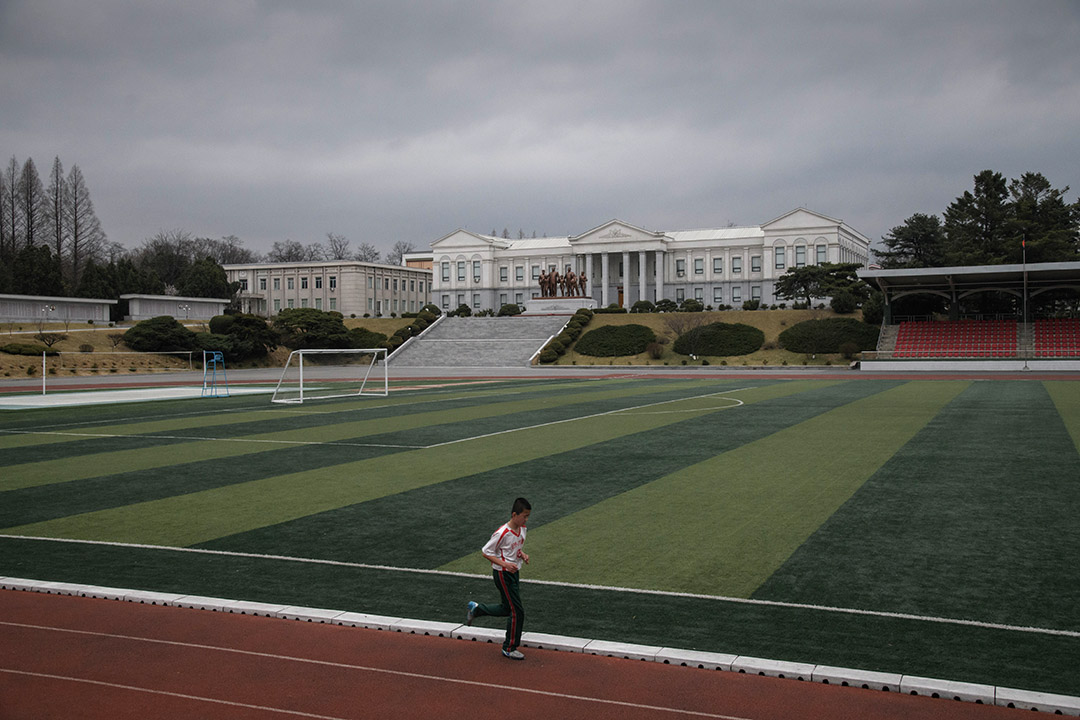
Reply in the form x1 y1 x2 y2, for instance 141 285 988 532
222 260 433 318
431 208 871 312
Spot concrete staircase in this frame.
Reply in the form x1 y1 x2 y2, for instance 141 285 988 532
389 316 569 367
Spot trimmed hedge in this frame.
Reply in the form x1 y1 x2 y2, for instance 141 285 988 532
672 322 764 356
1 343 58 357
575 324 656 357
778 317 880 353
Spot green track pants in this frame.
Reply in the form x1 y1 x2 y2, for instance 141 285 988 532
474 569 524 652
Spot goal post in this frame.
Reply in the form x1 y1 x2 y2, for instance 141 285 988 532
271 348 388 404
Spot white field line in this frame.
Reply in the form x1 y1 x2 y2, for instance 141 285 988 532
4 534 1077 640
423 387 755 449
0 629 747 720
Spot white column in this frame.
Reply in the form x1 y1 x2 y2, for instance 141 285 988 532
655 251 665 302
638 251 646 307
621 251 630 307
601 252 610 307
585 253 594 300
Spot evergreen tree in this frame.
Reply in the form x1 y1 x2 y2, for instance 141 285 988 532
176 256 234 298
877 213 947 268
13 244 64 296
942 170 1010 265
1006 172 1079 263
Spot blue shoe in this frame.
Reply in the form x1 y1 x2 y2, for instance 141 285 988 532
465 601 478 626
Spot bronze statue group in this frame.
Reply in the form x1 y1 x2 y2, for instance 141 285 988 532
538 268 588 298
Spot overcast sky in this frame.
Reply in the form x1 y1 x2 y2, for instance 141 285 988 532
2 0 1078 258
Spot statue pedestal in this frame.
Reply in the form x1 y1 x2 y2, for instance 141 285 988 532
522 296 597 315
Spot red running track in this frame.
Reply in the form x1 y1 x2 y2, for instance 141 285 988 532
0 590 1027 720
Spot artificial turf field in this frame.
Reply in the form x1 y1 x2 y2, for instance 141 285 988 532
1 376 1079 696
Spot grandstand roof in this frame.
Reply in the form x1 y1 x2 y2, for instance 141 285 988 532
860 261 1080 294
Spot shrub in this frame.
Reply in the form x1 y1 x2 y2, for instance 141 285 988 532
348 327 388 348
839 341 860 359
208 314 236 335
594 304 628 314
2 343 58 356
861 291 885 326
450 303 472 317
742 299 760 311
654 299 678 313
79 344 94 353
830 290 858 314
646 342 664 359
273 308 349 350
421 304 442 316
672 322 764 357
575 324 656 357
497 303 522 317
123 316 197 352
679 299 704 312
538 348 559 363
630 300 655 313
779 318 880 354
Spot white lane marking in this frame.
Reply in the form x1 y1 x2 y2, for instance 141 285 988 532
0 624 750 720
3 535 1076 639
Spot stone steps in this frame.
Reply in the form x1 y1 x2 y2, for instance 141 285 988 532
390 316 569 367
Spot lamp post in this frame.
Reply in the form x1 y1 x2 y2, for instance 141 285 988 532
178 303 191 321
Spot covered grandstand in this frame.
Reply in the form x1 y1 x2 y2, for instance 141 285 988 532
859 261 1080 371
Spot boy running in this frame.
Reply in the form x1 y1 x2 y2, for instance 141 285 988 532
465 497 531 660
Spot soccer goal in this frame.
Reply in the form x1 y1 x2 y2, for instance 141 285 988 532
271 348 388 404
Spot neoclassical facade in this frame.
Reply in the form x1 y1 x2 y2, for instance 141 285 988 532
430 208 872 311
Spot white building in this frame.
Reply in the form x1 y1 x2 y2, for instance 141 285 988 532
431 208 871 312
0 294 116 324
120 294 230 321
222 260 432 317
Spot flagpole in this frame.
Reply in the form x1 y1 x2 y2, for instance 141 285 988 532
1022 236 1029 371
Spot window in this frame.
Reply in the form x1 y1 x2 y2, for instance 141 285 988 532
775 247 786 270
287 277 294 290
795 246 806 267
752 286 761 302
315 298 322 310
457 293 464 307
473 261 481 282
732 287 742 304
442 294 450 309
394 299 399 312
329 276 336 291
393 279 398 291
713 258 723 274
676 259 686 277
457 262 465 281
273 299 280 312
301 298 308 307
301 277 308 290
713 287 723 304
419 281 424 292
817 245 827 264
273 278 280 290
473 293 480 308
732 257 742 273
442 262 450 282
694 287 703 301
367 297 373 310
694 258 704 275
259 277 267 291
384 278 390 290
531 265 540 280
239 278 248 291
368 277 374 289
287 298 295 308
515 266 524 281
329 297 336 310
410 280 415 292
515 293 523 304
500 293 508 305
500 266 508 282
317 276 325 289
751 256 761 273
676 288 685 302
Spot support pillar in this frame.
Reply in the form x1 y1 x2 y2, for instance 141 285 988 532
586 254 594 300
601 252 610 307
638 251 647 308
621 251 630 308
655 251 665 303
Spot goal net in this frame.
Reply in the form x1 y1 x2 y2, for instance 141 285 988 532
271 348 388 404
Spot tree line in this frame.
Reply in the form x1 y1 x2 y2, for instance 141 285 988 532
0 155 418 304
877 170 1079 268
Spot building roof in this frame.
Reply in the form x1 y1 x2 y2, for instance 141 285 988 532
860 261 1080 294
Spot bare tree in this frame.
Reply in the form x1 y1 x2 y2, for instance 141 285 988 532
44 157 68 276
134 229 195 287
354 241 380 263
17 157 45 249
386 240 415 265
2 157 21 256
325 232 351 260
